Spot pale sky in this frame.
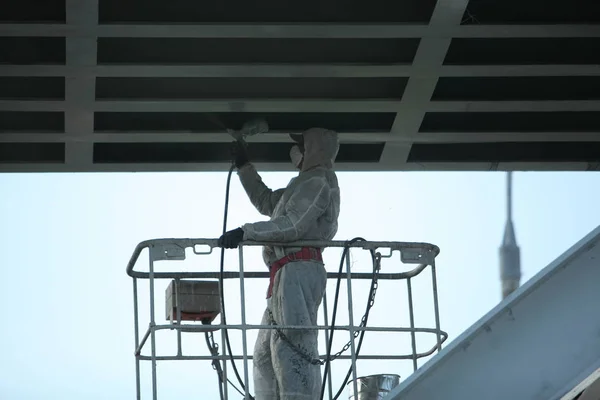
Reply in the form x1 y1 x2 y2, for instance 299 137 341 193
1 170 599 399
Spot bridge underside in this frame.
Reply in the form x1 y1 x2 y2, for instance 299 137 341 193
1 0 600 172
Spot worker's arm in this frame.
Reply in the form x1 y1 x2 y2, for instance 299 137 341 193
242 176 331 242
237 163 285 217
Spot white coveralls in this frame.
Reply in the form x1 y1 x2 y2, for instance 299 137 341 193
238 128 341 399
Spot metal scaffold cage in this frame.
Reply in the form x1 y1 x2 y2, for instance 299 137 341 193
126 238 447 400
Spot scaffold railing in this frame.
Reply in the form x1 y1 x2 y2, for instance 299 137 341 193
126 238 447 400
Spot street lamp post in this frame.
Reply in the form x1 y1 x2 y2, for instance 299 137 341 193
499 172 521 299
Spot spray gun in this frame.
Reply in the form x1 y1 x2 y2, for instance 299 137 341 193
228 118 269 167
228 118 269 146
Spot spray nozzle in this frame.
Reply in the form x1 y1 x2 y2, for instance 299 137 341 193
228 119 269 142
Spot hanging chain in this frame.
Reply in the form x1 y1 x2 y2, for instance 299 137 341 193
206 331 221 371
267 308 323 365
267 252 382 366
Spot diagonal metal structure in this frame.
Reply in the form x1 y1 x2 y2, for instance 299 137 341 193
1 0 600 172
385 224 600 400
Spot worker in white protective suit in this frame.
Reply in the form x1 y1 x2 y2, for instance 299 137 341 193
218 127 341 399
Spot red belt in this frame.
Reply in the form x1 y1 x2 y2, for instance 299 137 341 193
266 247 323 299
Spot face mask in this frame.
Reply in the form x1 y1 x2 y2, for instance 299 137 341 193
289 145 304 169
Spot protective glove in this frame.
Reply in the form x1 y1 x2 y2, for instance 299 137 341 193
218 227 245 248
232 141 249 169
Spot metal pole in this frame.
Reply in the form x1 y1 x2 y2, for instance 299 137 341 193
147 323 443 335
321 292 334 400
221 321 229 400
221 267 229 400
507 171 512 221
238 246 250 398
175 278 182 357
345 251 359 398
133 278 141 400
500 171 521 299
406 278 418 371
430 260 442 352
149 247 158 400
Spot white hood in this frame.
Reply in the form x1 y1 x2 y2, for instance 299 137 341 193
290 127 339 171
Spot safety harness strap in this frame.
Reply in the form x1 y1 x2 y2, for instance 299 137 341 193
267 247 323 299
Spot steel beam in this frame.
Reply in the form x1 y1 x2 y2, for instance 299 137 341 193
385 225 600 400
2 131 600 144
0 161 594 173
2 65 600 78
382 0 471 165
3 100 600 113
63 0 98 168
2 23 600 38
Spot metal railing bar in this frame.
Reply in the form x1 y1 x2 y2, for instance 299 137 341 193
126 238 439 278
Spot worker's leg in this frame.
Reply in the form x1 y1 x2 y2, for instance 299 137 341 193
253 308 278 399
270 261 328 400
